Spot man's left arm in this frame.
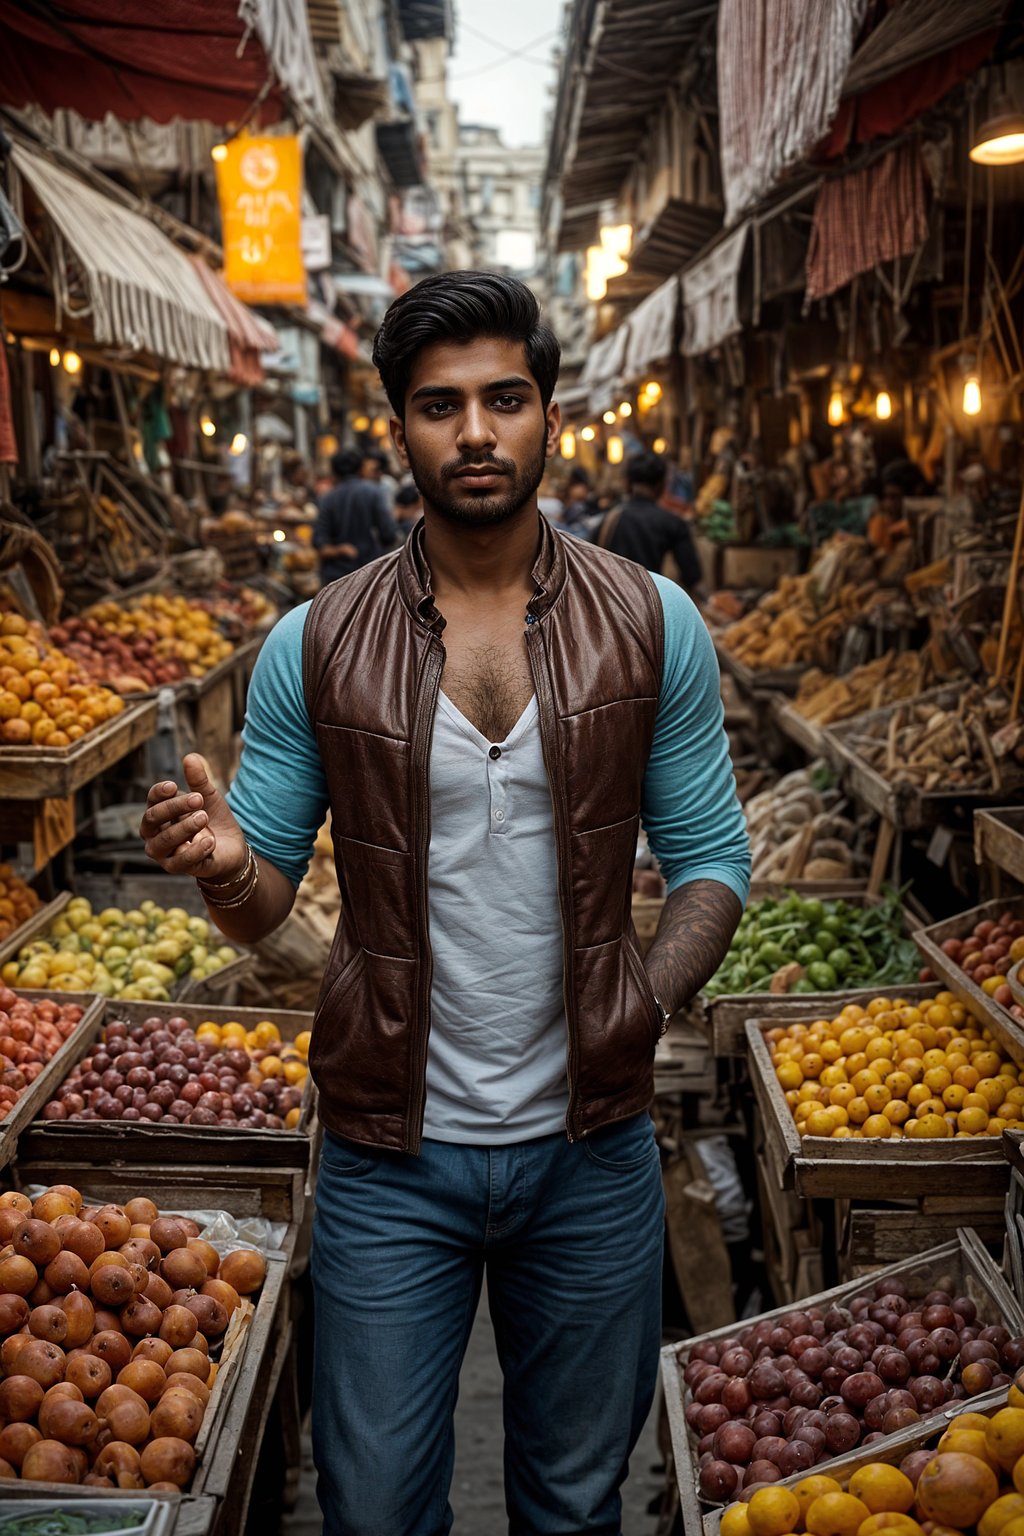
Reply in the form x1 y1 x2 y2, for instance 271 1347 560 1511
641 578 751 1015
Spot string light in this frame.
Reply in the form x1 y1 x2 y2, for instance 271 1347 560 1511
874 390 892 421
49 347 60 367
230 432 248 455
827 385 844 427
559 429 576 459
607 436 624 465
602 410 617 425
653 437 667 453
272 529 287 543
640 381 662 405
618 401 632 417
353 414 370 432
211 143 228 163
62 350 83 376
963 374 982 416
199 414 216 438
580 425 596 442
371 417 389 438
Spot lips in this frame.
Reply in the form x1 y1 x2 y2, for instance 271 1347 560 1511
452 467 505 488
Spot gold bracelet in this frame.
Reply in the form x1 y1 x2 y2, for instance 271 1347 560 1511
197 845 253 893
202 857 259 909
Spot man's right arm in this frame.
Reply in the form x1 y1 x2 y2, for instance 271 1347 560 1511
139 605 329 944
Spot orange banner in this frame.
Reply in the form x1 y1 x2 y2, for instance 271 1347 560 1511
216 135 306 305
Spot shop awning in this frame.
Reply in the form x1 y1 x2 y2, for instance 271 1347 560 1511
623 275 679 378
842 0 1007 97
681 225 749 356
627 199 723 282
805 142 929 301
0 0 284 127
190 258 278 386
11 144 230 372
580 324 630 387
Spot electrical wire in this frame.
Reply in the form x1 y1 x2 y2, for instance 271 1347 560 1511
450 23 559 80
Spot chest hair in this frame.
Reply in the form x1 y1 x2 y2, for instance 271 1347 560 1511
442 640 535 743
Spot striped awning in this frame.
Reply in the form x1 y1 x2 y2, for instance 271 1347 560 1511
11 143 231 371
190 257 277 385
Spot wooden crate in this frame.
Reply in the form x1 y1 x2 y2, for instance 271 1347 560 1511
0 990 104 1169
839 1196 1007 1278
824 689 1024 831
714 639 804 698
0 698 157 799
914 897 1024 1064
654 1017 716 1097
755 1135 823 1305
976 808 1024 887
662 1228 1023 1536
19 998 317 1173
748 1016 1009 1200
771 695 827 758
0 888 255 1003
700 1386 1012 1536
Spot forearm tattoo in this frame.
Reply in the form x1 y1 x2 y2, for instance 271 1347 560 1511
644 879 743 1014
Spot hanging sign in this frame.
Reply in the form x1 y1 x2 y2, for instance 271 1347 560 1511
216 136 306 305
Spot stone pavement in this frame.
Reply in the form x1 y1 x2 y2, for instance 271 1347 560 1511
283 1284 664 1534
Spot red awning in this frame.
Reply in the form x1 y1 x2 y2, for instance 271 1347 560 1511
0 0 284 126
190 258 278 386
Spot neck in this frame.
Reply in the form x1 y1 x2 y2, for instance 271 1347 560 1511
630 486 657 501
421 502 541 601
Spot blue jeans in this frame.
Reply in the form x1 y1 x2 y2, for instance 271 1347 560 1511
311 1113 664 1536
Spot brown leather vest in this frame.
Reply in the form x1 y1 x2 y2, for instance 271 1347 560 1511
302 516 664 1152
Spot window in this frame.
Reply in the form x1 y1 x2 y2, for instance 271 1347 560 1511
480 175 494 213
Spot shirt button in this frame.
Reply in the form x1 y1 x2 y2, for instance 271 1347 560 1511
493 809 505 823
489 745 502 760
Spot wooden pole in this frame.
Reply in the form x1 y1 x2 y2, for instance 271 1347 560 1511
995 485 1024 682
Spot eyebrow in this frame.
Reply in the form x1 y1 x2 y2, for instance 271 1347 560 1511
409 375 535 403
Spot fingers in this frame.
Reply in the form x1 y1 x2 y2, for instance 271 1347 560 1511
160 837 218 876
139 790 205 839
143 807 213 863
182 753 216 800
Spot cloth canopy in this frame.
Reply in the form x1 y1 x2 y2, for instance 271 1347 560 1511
805 142 929 301
580 325 630 387
623 275 679 378
0 0 285 126
681 226 749 356
11 144 230 372
190 258 278 386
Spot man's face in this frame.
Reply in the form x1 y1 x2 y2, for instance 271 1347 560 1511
391 336 560 528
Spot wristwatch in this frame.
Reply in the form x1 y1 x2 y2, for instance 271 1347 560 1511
654 996 672 1036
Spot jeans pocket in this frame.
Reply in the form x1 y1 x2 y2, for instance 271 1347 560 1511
582 1112 657 1172
320 1131 378 1179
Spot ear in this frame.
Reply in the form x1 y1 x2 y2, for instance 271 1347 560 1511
390 416 409 470
544 400 561 460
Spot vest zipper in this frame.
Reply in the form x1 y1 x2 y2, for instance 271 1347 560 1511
408 635 445 1153
525 618 580 1143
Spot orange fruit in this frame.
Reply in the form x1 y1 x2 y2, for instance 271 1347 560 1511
0 690 21 720
938 1427 999 1473
849 1466 914 1515
806 1492 872 1536
794 1478 843 1520
987 1410 1024 1472
979 1494 1024 1536
943 1085 969 1111
958 1106 990 1134
862 1114 893 1138
864 1084 891 1112
884 1100 911 1125
906 1113 951 1139
777 1061 802 1090
918 1452 998 1527
857 1519 923 1536
721 1506 755 1536
747 1488 802 1536
0 718 31 744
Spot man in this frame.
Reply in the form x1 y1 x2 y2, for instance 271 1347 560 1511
313 446 396 583
138 271 749 1536
600 450 702 593
561 466 599 532
393 480 423 543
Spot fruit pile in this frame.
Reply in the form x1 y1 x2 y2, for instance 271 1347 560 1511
717 1384 1024 1536
769 994 1022 1139
0 614 126 749
0 992 86 1121
53 592 235 695
41 1013 309 1129
919 913 1024 1026
687 1274 1024 1504
1 899 240 1001
0 866 41 944
0 1183 266 1488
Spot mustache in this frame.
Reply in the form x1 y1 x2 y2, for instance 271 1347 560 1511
441 453 517 481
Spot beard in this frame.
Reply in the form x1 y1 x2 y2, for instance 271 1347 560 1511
405 430 548 527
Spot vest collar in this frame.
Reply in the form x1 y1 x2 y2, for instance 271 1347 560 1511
397 513 568 629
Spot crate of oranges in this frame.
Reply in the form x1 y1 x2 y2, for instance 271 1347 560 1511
21 999 317 1174
703 1377 1024 1536
747 988 1016 1198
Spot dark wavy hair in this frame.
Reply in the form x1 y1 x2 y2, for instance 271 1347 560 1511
372 270 561 418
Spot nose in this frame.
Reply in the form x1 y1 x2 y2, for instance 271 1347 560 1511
455 400 497 454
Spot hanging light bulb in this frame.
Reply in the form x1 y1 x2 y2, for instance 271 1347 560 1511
618 401 632 417
580 425 596 442
62 350 82 376
353 414 370 432
230 432 248 455
49 347 61 367
653 437 667 454
607 435 624 465
963 373 982 416
827 385 844 427
874 390 892 421
602 410 617 425
199 413 216 438
371 417 389 438
970 102 1024 165
559 429 576 460
211 143 229 164
640 380 662 405
272 528 287 543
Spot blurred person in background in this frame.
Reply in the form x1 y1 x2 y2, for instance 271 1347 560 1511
362 446 398 510
314 448 396 585
393 481 424 543
561 467 599 533
598 451 702 593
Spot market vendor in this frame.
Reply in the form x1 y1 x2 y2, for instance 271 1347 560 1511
138 271 750 1536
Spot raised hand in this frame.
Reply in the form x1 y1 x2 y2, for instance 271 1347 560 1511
139 753 247 880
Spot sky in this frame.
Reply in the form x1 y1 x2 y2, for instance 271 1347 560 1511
446 0 563 150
